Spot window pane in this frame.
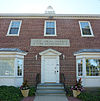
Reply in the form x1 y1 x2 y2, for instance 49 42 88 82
46 28 55 35
46 22 55 28
17 59 23 76
86 59 100 76
11 21 20 28
80 22 92 35
0 59 14 76
82 28 91 35
9 28 19 34
77 59 83 76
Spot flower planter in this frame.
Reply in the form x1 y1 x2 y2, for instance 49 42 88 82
21 89 29 97
73 90 80 97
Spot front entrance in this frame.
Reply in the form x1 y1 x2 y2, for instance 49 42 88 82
39 49 61 83
44 56 58 83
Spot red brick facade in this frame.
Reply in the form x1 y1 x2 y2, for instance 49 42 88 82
0 17 100 86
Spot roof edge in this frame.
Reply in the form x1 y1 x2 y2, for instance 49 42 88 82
0 13 100 17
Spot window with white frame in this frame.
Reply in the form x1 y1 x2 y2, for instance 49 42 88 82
77 59 83 76
17 59 23 76
0 59 14 76
44 21 56 36
77 58 100 77
79 21 93 37
0 58 24 77
86 59 100 76
7 20 22 36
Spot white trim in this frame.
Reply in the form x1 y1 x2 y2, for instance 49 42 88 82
0 13 100 17
0 51 26 78
74 52 100 56
1 16 100 19
76 53 100 87
44 20 56 36
0 52 27 56
7 20 22 36
39 48 61 56
76 54 100 78
79 21 94 37
40 49 61 83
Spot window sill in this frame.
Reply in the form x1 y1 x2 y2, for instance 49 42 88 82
6 34 19 36
77 76 100 78
81 35 94 37
44 35 57 36
0 76 23 78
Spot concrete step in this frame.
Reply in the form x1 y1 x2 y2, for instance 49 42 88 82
37 83 64 87
36 83 66 96
37 89 65 92
36 90 66 95
37 86 64 90
36 93 66 96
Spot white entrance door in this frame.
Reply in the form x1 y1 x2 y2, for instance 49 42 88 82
44 57 57 83
39 49 61 83
41 55 60 83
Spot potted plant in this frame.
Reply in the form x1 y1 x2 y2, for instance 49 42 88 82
71 78 83 97
20 80 30 97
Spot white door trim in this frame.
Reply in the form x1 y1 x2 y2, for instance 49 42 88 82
39 49 61 83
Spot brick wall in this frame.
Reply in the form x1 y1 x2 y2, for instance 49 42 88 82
0 18 100 85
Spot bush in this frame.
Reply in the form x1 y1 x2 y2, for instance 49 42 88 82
65 86 73 96
0 86 23 101
78 91 100 101
29 86 36 96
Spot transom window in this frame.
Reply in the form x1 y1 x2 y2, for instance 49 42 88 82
44 21 56 36
7 20 22 36
79 21 94 37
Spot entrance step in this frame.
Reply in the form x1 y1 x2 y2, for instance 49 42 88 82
36 83 66 95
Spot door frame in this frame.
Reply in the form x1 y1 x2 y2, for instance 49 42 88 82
39 49 61 83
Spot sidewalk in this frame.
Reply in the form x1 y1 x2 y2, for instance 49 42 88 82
34 95 68 101
22 96 81 101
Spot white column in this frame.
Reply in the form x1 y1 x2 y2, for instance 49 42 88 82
82 57 86 86
14 58 18 77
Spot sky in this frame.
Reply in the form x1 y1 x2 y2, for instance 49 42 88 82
0 0 100 14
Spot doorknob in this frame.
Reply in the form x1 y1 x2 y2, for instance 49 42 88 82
57 71 58 72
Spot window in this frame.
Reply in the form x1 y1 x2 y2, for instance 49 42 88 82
44 21 56 36
0 59 14 76
77 59 83 76
79 21 94 37
86 59 100 76
17 59 23 76
7 20 22 36
77 58 100 77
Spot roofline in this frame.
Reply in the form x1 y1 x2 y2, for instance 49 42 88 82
0 13 100 17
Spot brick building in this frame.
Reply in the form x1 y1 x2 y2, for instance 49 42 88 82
0 6 100 87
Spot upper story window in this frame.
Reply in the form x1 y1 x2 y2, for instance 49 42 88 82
7 20 22 36
79 21 94 37
44 21 56 36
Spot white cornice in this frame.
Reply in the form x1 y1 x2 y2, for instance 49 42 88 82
0 13 100 19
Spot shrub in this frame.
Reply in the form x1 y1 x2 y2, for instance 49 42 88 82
29 86 36 96
0 86 23 101
65 86 73 96
78 91 100 101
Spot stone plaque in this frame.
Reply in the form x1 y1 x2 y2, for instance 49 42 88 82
31 39 70 47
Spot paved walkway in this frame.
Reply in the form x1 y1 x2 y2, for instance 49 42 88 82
34 95 68 101
22 96 81 101
21 96 34 101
